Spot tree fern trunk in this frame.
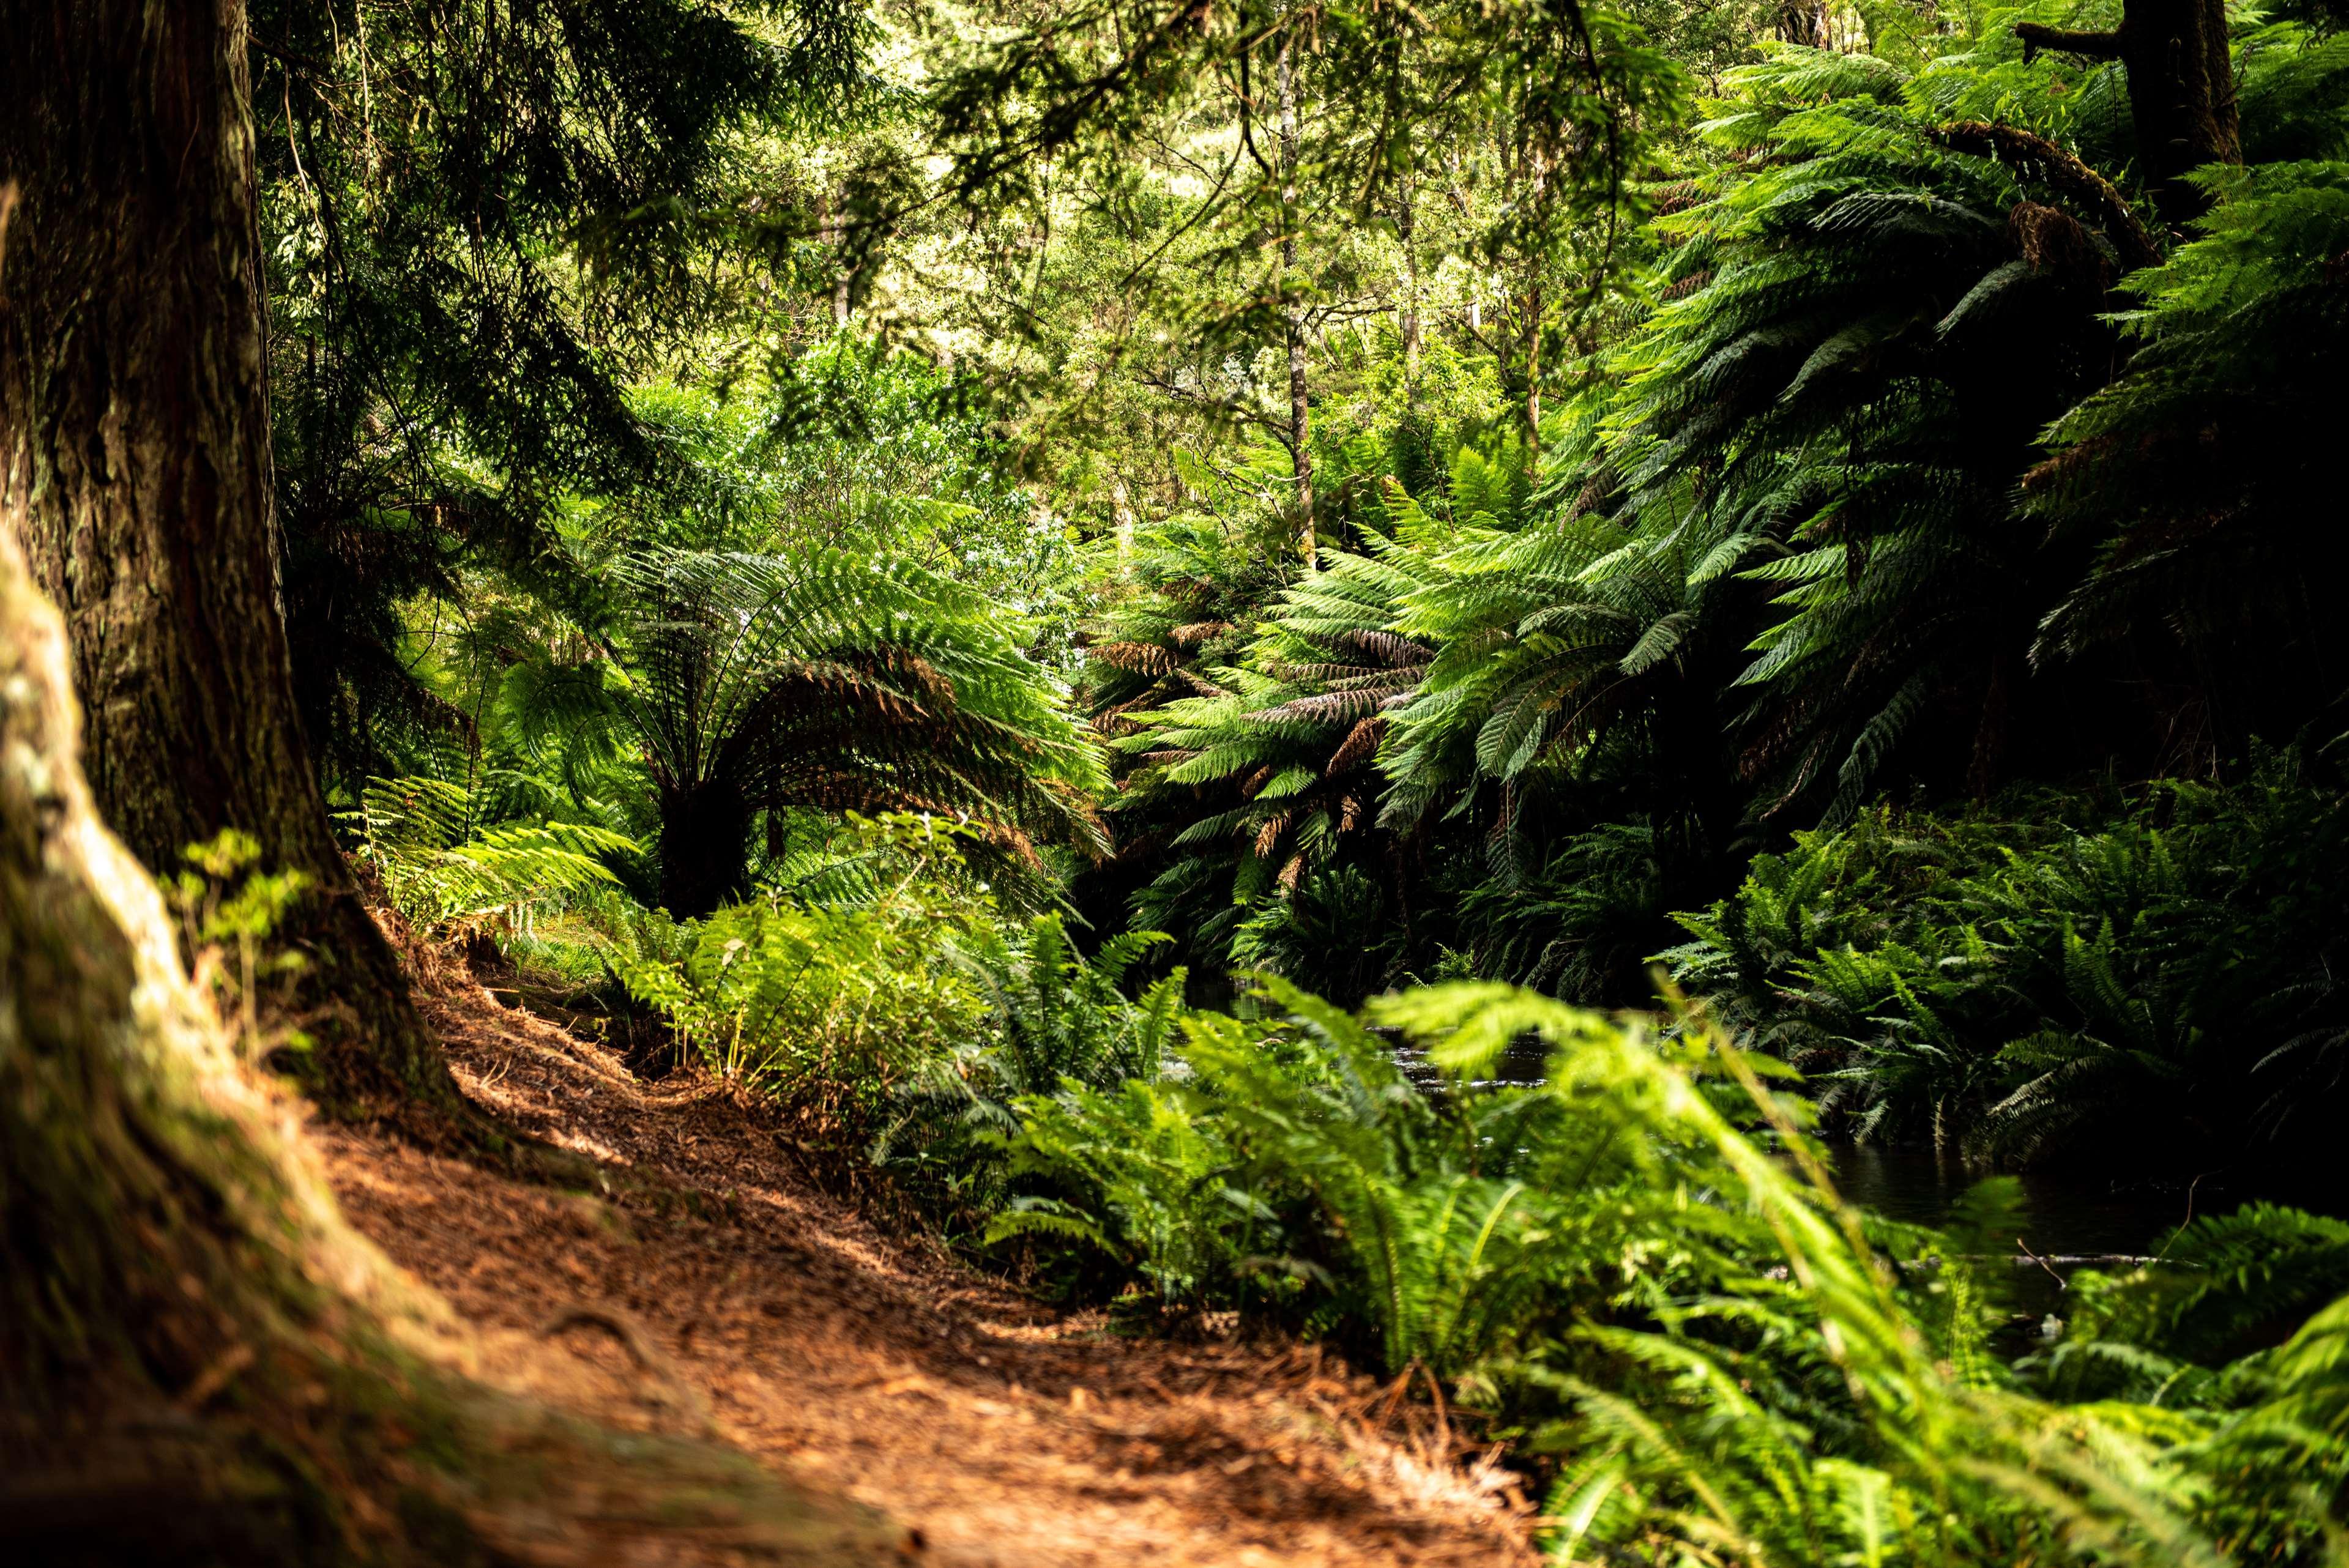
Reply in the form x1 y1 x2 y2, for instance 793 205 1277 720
0 1 504 1142
1521 277 1543 463
2121 0 2239 219
660 779 752 919
2016 0 2239 223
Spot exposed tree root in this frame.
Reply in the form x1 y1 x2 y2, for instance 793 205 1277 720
0 521 895 1567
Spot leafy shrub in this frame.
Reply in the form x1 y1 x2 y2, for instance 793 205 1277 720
2049 1205 2349 1389
606 814 997 1140
1449 821 1678 1003
1227 866 1400 1006
989 1071 1273 1310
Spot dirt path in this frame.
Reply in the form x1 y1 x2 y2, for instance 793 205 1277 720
317 967 1538 1567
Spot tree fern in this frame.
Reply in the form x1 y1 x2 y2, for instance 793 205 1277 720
509 544 1105 916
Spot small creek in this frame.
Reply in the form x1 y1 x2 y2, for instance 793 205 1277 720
1389 1033 2198 1314
1828 1142 2191 1260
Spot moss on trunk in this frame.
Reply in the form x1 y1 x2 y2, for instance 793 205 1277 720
0 1 555 1159
0 472 889 1565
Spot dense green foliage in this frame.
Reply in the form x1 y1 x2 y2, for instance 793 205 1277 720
234 0 2349 1555
252 0 871 787
1053 9 2349 1182
994 978 2349 1564
607 815 999 1132
1666 752 2349 1178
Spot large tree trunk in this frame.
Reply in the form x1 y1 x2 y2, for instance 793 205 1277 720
0 500 885 1563
0 463 394 1557
0 1 495 1140
2017 0 2239 225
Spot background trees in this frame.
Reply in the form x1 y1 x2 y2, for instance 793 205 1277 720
247 0 867 793
11 0 2349 1555
13 0 2345 1221
1030 4 2349 1180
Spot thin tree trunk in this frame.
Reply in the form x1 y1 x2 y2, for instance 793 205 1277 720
1111 472 1139 566
1522 277 1543 463
822 192 851 327
0 0 517 1146
1396 175 1422 401
1276 28 1314 567
1518 145 1549 465
2016 0 2239 223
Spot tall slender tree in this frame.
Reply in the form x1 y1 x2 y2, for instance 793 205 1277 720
1275 21 1315 564
0 1 500 1140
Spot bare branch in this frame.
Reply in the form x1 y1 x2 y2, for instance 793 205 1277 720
2011 23 2126 63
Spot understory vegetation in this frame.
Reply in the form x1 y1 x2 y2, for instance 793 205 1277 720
34 0 2349 1555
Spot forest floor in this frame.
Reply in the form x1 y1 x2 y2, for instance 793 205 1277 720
314 957 1538 1567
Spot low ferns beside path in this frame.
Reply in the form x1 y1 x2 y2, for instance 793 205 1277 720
600 815 999 1138
992 976 2349 1565
351 774 638 940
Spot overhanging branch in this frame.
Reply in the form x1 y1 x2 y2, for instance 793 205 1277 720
1933 121 2164 273
2011 22 2126 63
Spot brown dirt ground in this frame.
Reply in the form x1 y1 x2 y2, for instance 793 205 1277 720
316 963 1540 1568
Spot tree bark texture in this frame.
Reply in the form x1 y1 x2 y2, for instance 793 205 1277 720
1110 472 1139 565
0 509 887 1563
2016 0 2239 223
0 1 488 1132
0 483 407 1558
1777 0 1830 46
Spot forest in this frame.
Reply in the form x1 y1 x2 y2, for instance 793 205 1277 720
5 0 2349 1561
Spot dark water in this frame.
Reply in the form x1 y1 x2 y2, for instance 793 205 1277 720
1388 1029 1553 1093
1828 1142 2192 1260
1389 1038 2199 1315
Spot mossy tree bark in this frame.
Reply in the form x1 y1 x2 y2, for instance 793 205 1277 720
0 1 507 1143
0 496 425 1557
0 518 888 1563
